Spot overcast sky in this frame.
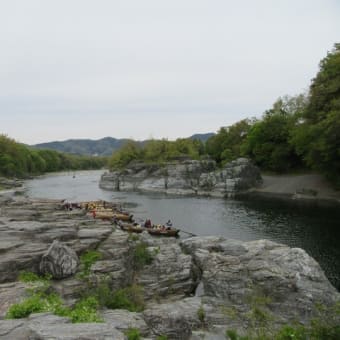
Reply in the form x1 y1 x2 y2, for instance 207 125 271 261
0 0 339 144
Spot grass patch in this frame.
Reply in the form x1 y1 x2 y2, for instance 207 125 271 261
107 285 145 312
6 292 103 323
6 292 64 319
133 242 154 270
63 296 103 323
84 282 145 312
197 304 206 324
78 250 102 277
125 328 141 340
18 271 52 283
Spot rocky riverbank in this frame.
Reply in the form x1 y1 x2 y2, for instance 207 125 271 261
100 159 340 207
0 192 339 339
100 158 262 198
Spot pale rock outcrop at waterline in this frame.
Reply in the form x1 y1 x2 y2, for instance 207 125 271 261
0 195 339 339
100 158 262 197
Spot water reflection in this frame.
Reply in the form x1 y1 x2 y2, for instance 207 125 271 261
25 170 340 290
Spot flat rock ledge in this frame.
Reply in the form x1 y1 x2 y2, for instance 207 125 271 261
0 195 339 339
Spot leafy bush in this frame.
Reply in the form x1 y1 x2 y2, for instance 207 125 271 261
133 242 154 270
106 285 145 312
197 305 205 324
18 271 51 283
275 325 308 340
65 296 103 323
79 250 102 277
6 292 64 319
156 336 168 340
125 328 141 340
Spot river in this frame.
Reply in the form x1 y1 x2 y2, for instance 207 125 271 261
25 170 340 290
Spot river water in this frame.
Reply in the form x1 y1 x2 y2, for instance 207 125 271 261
25 170 340 290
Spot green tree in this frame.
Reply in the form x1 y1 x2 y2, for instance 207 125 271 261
206 119 253 164
241 97 305 172
290 44 340 185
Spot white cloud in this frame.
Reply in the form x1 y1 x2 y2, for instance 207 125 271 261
0 0 339 143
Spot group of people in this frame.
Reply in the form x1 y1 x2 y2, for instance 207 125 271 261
144 218 172 229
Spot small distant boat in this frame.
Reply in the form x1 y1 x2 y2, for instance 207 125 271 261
147 226 180 237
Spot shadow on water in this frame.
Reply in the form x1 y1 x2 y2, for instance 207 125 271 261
237 198 340 291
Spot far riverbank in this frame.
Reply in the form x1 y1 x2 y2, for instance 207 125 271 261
243 173 340 208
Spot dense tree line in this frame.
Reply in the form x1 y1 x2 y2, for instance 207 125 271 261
0 135 107 178
206 44 340 186
109 138 205 170
109 45 339 186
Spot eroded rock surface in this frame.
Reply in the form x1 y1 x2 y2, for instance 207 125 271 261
0 194 339 339
100 158 262 197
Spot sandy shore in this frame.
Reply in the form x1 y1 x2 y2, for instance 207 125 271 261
247 173 340 205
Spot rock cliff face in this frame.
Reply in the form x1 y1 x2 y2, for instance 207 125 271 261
100 158 262 197
0 195 339 339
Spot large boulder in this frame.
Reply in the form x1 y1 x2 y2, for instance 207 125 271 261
181 237 340 326
143 297 202 339
40 241 79 279
136 235 199 300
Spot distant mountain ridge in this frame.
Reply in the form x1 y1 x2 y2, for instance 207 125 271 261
32 133 215 156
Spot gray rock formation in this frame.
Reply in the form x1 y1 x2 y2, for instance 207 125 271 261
0 313 125 339
0 196 339 339
40 240 79 279
100 158 262 197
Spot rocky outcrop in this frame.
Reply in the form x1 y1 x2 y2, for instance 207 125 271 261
40 240 79 279
0 195 339 339
0 313 125 339
100 158 262 197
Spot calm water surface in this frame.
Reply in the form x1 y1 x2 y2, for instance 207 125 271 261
25 170 340 290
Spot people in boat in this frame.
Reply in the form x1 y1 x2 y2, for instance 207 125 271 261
144 219 152 228
166 219 172 227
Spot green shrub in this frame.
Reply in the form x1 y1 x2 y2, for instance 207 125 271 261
6 292 64 319
133 242 153 270
107 285 144 312
125 328 141 340
275 325 308 340
66 296 103 323
18 270 52 283
225 329 249 340
156 336 168 340
128 233 140 242
197 305 205 324
79 250 102 277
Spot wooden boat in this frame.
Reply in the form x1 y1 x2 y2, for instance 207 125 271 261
93 211 133 222
118 222 143 233
112 213 133 222
147 226 180 237
93 211 114 220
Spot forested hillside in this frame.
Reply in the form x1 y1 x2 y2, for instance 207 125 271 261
33 134 214 156
0 135 107 178
33 137 133 156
